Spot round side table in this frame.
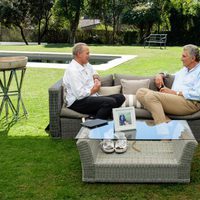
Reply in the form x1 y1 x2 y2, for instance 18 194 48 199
0 56 28 120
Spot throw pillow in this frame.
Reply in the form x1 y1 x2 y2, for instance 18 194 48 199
114 73 157 91
121 79 150 94
98 85 121 96
120 79 150 108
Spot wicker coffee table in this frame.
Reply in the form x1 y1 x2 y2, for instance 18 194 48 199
76 120 197 183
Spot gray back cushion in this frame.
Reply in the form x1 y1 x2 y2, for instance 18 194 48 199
100 74 113 86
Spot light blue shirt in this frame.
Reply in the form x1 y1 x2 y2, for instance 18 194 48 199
171 63 200 101
63 59 97 107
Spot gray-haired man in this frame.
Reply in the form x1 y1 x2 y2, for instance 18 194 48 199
63 42 125 120
136 44 200 124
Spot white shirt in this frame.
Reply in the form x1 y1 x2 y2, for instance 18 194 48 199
63 59 97 107
172 63 200 101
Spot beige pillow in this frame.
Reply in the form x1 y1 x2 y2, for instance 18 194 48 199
114 73 157 91
98 85 121 96
121 79 150 94
120 79 150 108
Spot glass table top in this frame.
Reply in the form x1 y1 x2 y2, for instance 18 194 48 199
75 120 195 141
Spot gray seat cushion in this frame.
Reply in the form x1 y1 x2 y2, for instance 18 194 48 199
60 105 88 118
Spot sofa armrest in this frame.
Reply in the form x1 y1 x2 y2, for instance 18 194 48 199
48 79 63 137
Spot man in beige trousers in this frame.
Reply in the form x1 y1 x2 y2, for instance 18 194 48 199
136 44 200 124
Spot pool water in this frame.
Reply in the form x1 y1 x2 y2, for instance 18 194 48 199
28 57 112 65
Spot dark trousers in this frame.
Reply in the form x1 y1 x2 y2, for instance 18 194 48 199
69 94 125 119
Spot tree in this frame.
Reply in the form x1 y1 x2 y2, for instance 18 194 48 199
110 0 126 43
150 0 170 33
122 1 161 42
168 0 194 32
165 0 196 44
85 0 112 43
54 0 84 44
29 0 54 45
0 0 30 45
86 0 140 44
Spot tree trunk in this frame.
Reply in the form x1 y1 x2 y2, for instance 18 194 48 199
39 14 52 45
112 16 116 44
69 9 80 44
38 20 41 45
112 0 116 44
139 24 144 44
69 28 76 44
18 25 28 45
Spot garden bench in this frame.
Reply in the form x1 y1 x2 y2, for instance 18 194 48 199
144 34 167 49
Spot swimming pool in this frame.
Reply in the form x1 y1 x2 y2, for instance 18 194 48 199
0 51 137 71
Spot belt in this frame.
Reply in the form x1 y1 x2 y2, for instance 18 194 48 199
191 100 200 104
190 100 200 109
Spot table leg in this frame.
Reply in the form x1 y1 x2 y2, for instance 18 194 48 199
0 68 27 120
0 70 17 119
13 69 28 118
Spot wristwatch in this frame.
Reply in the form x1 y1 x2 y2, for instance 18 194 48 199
176 91 180 96
159 72 169 78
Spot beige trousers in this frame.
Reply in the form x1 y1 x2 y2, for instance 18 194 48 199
136 88 200 124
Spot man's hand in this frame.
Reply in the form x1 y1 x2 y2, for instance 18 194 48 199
155 74 165 89
91 79 101 94
93 74 100 81
159 87 177 95
94 78 101 87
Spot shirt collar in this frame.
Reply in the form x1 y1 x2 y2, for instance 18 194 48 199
184 62 200 73
72 59 87 72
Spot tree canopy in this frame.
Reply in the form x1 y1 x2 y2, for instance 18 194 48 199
1 0 200 45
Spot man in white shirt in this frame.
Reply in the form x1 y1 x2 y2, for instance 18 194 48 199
136 44 200 124
63 43 125 119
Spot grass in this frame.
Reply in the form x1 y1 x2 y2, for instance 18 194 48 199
0 44 200 200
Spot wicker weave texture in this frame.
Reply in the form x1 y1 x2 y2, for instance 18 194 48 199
61 118 82 138
49 79 63 137
77 140 197 183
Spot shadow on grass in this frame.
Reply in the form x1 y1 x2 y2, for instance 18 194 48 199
0 116 19 136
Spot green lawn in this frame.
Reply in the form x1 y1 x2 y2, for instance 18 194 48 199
0 44 200 200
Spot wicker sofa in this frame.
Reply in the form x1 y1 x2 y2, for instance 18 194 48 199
48 73 200 141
